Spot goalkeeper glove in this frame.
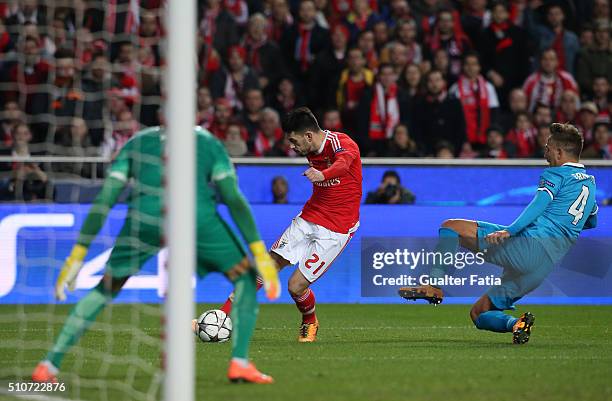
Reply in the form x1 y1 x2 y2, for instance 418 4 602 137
55 244 87 301
249 241 281 300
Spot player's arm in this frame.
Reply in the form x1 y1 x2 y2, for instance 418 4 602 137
487 170 559 243
55 149 131 301
584 204 598 230
303 144 357 183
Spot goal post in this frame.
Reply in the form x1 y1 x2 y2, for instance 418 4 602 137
164 1 197 401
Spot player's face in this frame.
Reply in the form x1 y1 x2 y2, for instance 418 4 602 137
287 132 313 156
544 137 560 166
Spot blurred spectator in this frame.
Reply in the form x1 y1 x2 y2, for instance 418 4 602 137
309 24 349 113
425 8 472 82
102 109 138 159
578 101 599 143
523 49 578 112
481 126 514 159
533 103 553 128
356 63 401 156
397 63 423 127
223 123 249 156
435 140 456 159
386 42 410 76
281 0 330 81
52 118 98 177
209 98 234 139
0 101 24 148
337 47 374 135
197 86 215 128
592 76 610 115
4 1 48 43
524 2 579 74
197 41 222 86
210 46 259 111
381 0 412 29
507 111 537 158
344 0 381 40
461 0 489 47
5 35 51 126
384 123 419 157
394 19 422 65
481 1 531 108
242 13 286 91
412 69 466 157
82 54 110 146
432 48 451 82
373 20 390 51
459 142 479 158
322 109 343 131
267 0 294 44
224 0 249 27
199 0 239 56
356 29 379 71
52 48 85 130
269 77 306 116
271 175 289 204
240 88 265 143
138 10 163 67
579 23 594 49
498 88 528 133
365 170 415 204
449 52 499 149
254 108 283 156
314 0 330 29
532 124 551 159
575 21 611 94
582 122 611 159
556 89 580 124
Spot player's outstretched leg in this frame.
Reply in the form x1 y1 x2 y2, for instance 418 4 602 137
399 220 475 304
227 263 273 384
32 275 128 383
287 270 318 342
470 294 535 344
511 312 536 344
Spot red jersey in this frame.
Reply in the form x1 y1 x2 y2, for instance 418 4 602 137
300 131 362 234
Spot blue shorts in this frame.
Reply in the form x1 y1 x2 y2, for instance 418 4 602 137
476 221 555 310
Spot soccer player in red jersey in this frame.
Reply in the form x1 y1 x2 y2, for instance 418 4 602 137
219 107 362 342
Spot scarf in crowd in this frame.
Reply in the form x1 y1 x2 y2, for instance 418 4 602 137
551 31 566 71
243 34 266 72
254 127 283 156
508 127 537 157
457 75 490 145
201 8 219 46
295 23 313 72
490 21 514 53
528 73 564 111
369 83 399 140
224 0 248 24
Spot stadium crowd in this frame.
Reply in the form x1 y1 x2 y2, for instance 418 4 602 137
0 0 610 171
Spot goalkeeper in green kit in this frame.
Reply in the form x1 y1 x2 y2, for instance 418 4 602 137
32 126 280 384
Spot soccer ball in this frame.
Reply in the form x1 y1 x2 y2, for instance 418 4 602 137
195 309 232 343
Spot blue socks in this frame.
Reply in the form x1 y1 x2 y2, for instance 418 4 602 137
429 227 460 279
474 310 519 333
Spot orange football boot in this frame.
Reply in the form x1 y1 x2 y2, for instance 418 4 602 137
32 361 58 383
298 319 319 343
227 361 274 384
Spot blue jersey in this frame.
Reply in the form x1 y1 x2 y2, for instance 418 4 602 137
524 162 597 239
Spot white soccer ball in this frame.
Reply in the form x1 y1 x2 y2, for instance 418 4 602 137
195 309 232 343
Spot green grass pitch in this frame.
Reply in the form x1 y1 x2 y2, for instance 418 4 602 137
1 303 611 401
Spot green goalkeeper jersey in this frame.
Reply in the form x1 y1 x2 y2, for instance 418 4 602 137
77 125 260 249
108 126 234 220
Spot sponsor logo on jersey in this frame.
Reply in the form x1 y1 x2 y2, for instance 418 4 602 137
314 178 341 187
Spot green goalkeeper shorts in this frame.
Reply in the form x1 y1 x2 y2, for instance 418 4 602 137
106 212 247 278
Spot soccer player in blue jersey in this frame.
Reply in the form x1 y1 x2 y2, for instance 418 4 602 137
400 123 598 344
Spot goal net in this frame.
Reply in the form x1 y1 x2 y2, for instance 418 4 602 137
0 1 196 399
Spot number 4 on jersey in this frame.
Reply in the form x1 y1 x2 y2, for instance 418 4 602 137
568 185 589 225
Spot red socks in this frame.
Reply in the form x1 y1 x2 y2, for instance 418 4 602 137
220 276 263 315
292 288 317 324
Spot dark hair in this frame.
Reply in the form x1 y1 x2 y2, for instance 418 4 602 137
382 170 400 184
549 123 583 157
491 0 509 11
281 107 321 134
55 47 75 60
462 51 481 65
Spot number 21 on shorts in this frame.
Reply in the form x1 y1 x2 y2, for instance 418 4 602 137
305 253 326 275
